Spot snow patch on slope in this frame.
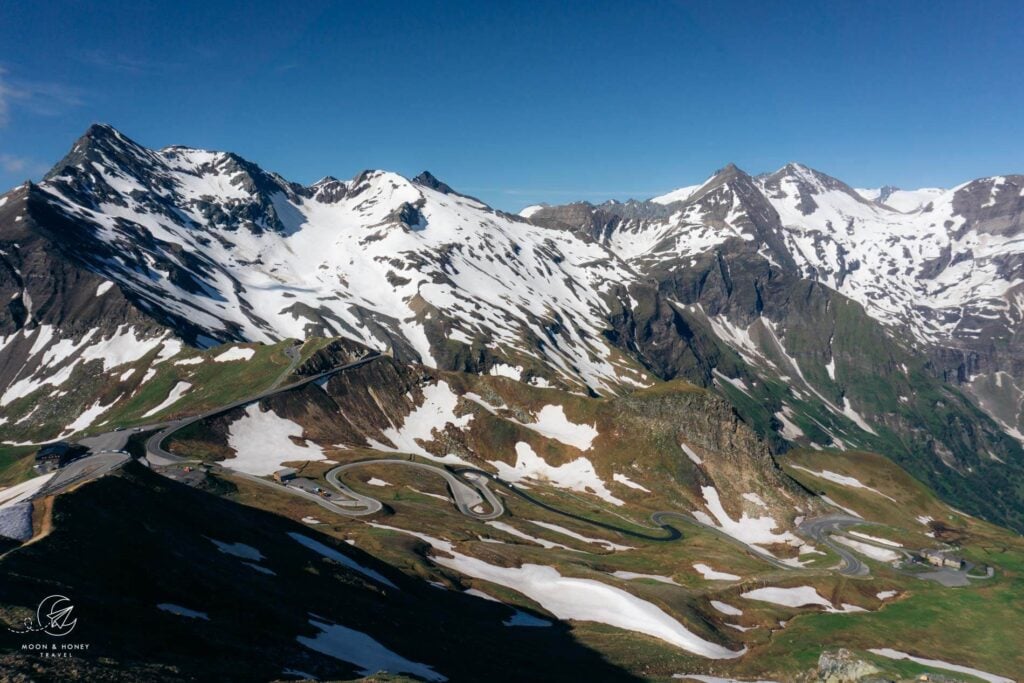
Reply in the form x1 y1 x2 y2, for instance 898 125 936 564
490 442 624 506
225 404 325 475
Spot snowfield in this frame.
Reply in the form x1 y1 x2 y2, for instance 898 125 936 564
213 347 255 362
611 571 679 585
367 381 472 465
613 472 650 492
489 442 624 506
693 564 741 581
868 649 1013 683
790 465 896 501
820 495 862 518
484 521 576 551
375 524 744 659
848 530 902 547
680 443 703 465
141 381 192 418
527 520 634 551
35 134 645 395
225 404 325 475
209 538 264 561
710 600 743 616
832 535 900 563
513 405 599 451
741 586 831 609
0 473 52 509
697 486 800 556
298 617 446 682
287 532 398 589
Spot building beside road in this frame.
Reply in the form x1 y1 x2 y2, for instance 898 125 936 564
34 442 88 473
921 549 964 569
274 468 297 483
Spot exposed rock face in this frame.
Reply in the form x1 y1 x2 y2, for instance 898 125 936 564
3 124 1024 530
816 649 882 682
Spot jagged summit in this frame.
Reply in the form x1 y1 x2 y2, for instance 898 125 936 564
3 125 1024 534
412 170 455 194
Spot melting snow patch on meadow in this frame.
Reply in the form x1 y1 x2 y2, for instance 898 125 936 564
697 486 799 555
0 473 53 509
613 473 650 492
790 465 895 501
868 649 1013 683
876 590 898 600
673 676 778 683
832 536 900 563
528 520 634 551
742 493 768 509
490 442 624 506
694 564 741 581
368 381 472 465
515 404 598 450
680 443 703 465
848 530 902 547
376 524 743 659
611 571 679 585
820 495 862 518
213 347 255 362
63 397 116 433
485 521 576 550
710 601 743 616
741 586 831 609
366 478 391 487
225 404 325 475
141 381 192 418
488 363 523 379
774 406 804 439
209 538 264 561
287 532 398 589
298 617 447 682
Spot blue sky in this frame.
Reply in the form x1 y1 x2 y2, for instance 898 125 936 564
1 0 1022 210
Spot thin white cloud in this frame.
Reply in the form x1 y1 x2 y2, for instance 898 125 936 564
0 66 83 126
0 153 48 177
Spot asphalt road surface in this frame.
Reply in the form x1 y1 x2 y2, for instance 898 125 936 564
43 347 882 582
326 459 504 520
233 469 385 517
797 514 870 577
33 451 131 499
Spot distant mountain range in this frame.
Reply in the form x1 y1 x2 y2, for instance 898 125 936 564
1 124 1022 530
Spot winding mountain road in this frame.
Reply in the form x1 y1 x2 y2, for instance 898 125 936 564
36 347 870 581
325 460 504 519
797 514 870 577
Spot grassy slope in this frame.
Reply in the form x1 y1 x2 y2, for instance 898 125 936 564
172 368 1023 680
757 448 1024 681
0 340 299 485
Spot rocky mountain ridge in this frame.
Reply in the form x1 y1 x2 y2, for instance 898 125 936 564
2 124 1023 530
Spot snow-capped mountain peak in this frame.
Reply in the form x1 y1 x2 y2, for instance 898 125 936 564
10 125 650 395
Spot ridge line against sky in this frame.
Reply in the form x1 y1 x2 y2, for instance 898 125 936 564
1 0 1022 211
